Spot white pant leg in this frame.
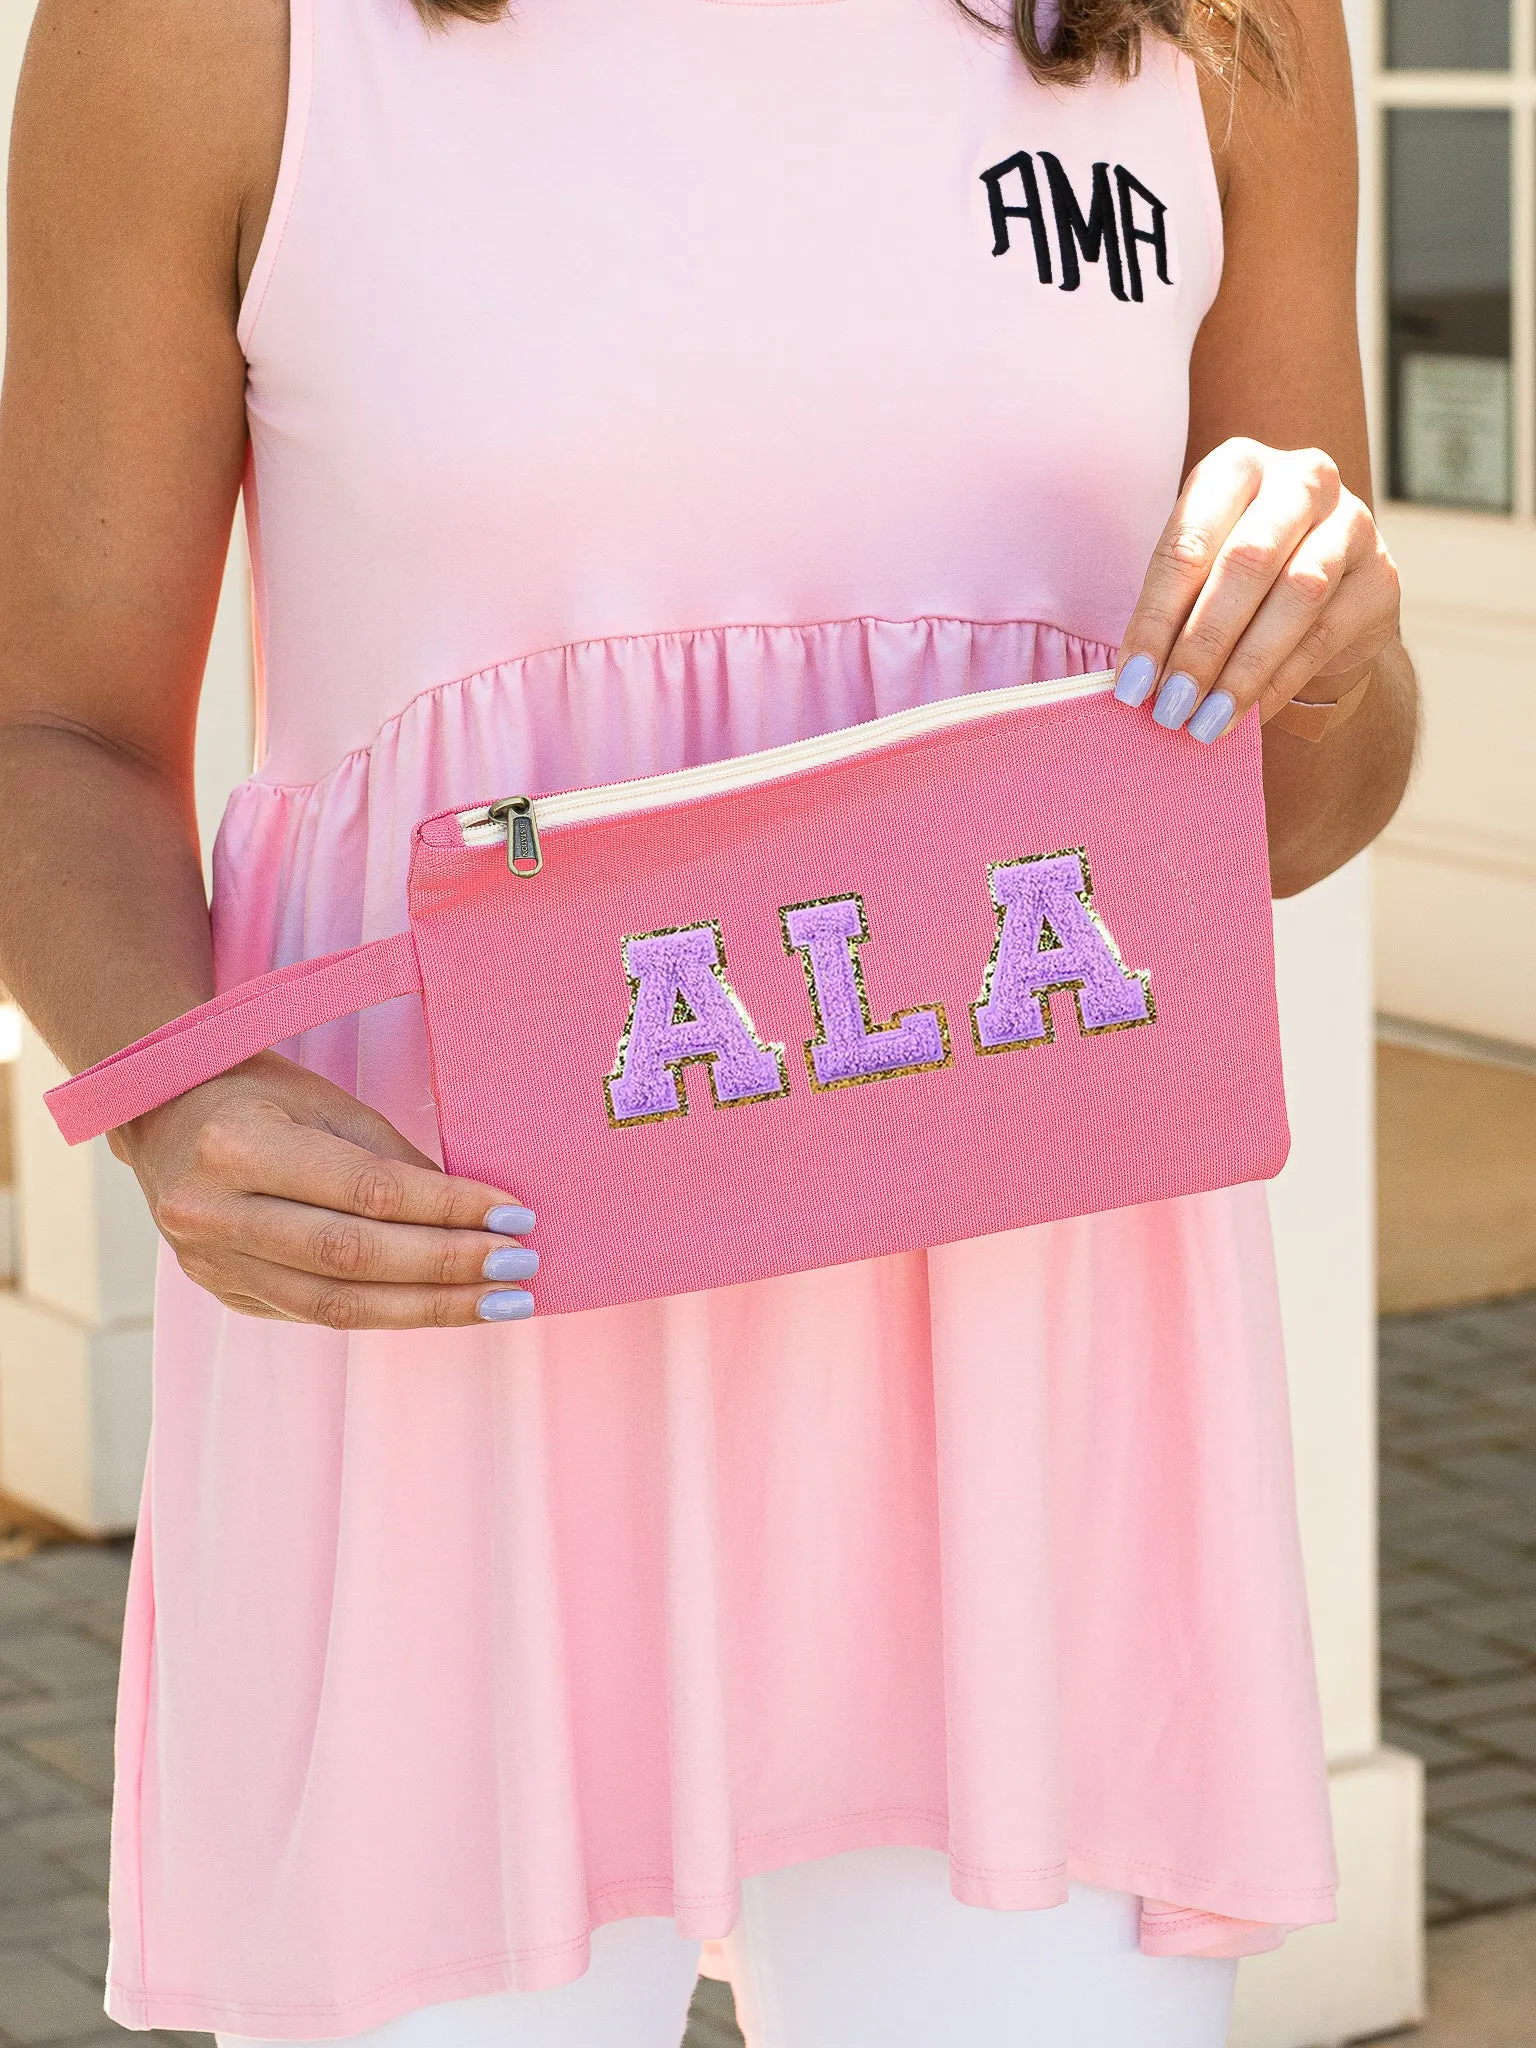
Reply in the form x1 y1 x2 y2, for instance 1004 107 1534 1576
214 1916 702 2048
719 1848 1238 2048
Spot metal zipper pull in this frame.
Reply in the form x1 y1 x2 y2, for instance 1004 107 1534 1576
486 796 542 876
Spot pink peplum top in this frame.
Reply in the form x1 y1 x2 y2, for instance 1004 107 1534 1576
105 0 1337 2033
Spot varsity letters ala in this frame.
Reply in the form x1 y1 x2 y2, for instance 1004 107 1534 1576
605 849 1154 1126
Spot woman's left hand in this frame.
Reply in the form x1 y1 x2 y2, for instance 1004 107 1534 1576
1111 437 1402 743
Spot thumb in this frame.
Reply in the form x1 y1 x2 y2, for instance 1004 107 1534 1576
257 1055 445 1175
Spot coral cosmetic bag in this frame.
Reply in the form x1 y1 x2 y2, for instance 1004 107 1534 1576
48 672 1289 1317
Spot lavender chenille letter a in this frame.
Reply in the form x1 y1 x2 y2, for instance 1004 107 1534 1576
606 923 787 1124
972 851 1153 1051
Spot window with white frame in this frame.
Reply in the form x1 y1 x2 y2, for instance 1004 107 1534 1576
1376 0 1533 516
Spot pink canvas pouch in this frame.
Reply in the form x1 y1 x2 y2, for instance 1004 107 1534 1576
47 672 1288 1316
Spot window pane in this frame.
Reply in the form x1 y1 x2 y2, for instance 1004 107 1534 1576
1388 109 1511 511
1387 0 1509 69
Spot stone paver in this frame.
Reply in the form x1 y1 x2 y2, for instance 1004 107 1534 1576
0 1950 114 2047
1380 1902 1536 2047
684 1980 741 2048
16 1733 115 1806
1380 1292 1536 1929
1423 1761 1536 1818
0 1539 163 2048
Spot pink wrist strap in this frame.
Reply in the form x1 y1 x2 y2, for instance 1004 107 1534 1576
45 930 423 1145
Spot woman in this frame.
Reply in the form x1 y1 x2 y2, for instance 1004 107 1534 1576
0 0 1415 2041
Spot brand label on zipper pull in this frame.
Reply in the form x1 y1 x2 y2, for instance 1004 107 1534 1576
487 797 542 876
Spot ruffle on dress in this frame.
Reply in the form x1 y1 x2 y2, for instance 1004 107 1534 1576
107 619 1334 2038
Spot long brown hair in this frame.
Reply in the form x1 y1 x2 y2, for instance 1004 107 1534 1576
407 0 1289 91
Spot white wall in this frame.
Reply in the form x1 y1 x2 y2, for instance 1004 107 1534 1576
1227 4 1426 2040
1274 863 1381 1771
1229 861 1425 2048
0 1 27 136
1376 508 1536 1050
1359 0 1536 1052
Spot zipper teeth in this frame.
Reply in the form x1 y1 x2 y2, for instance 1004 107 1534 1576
457 668 1116 843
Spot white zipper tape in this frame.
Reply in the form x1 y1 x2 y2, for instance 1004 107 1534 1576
457 669 1116 847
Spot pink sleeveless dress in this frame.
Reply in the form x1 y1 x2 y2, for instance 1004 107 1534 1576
107 0 1337 2033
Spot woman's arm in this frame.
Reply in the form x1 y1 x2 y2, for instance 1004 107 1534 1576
0 0 276 1059
0 0 535 1328
1113 0 1419 898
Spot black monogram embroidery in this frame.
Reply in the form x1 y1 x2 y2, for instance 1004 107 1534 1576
979 150 1172 301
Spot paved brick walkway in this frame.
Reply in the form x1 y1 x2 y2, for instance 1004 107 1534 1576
0 1540 191 2048
1379 1291 1536 1924
1 1289 1531 2047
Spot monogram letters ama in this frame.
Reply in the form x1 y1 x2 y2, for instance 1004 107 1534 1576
980 150 1172 300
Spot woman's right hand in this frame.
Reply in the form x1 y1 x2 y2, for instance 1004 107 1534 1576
111 1051 538 1329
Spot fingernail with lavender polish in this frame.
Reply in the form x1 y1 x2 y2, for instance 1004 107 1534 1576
1188 689 1236 744
477 1288 535 1323
1114 653 1157 707
483 1244 540 1282
485 1204 537 1235
1152 672 1200 730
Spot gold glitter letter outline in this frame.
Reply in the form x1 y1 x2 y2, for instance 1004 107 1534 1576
969 847 1156 1055
780 891 954 1093
604 918 791 1128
